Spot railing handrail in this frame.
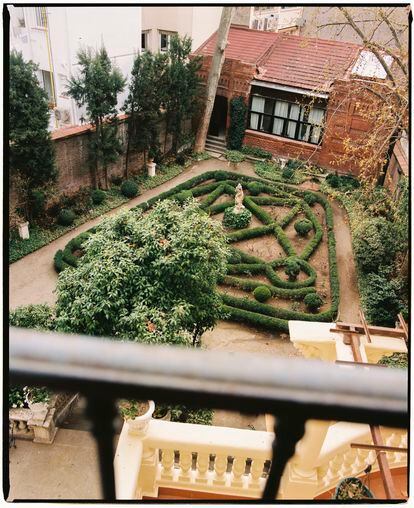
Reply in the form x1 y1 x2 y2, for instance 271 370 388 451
9 327 408 428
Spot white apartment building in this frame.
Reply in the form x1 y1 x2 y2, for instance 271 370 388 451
233 6 304 33
9 5 142 130
141 6 222 53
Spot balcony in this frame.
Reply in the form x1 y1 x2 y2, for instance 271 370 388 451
9 325 408 500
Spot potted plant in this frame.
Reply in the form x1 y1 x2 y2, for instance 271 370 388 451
147 147 158 177
224 150 245 170
153 402 172 421
119 399 155 435
333 477 374 500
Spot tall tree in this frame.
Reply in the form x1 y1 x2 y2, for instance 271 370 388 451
313 6 409 188
194 7 234 153
9 50 56 218
67 47 125 189
123 51 167 177
163 35 202 154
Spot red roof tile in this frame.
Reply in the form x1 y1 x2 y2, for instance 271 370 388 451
195 25 361 92
258 34 361 92
194 25 278 65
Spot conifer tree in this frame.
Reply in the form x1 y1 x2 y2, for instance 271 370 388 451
67 47 125 189
9 50 56 217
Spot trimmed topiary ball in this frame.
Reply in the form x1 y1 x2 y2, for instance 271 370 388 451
282 167 294 180
326 173 339 188
175 190 193 204
91 189 106 205
294 218 313 236
304 192 317 206
304 292 324 311
121 180 139 198
223 207 252 229
57 209 76 226
253 285 272 303
284 257 301 281
247 181 263 196
175 153 186 166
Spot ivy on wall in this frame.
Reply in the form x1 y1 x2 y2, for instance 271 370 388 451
227 96 247 150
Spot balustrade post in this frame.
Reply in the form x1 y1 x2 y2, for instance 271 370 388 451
231 456 246 488
195 452 209 484
213 454 228 487
178 450 192 483
160 449 175 481
250 458 265 490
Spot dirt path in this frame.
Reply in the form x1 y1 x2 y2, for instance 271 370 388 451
9 158 255 309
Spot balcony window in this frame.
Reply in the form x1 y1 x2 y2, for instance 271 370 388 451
39 70 55 105
141 31 148 51
159 31 174 52
249 94 325 145
34 6 47 28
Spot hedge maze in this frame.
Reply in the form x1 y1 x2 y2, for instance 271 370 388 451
55 170 339 333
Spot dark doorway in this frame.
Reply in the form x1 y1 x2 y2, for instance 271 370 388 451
208 95 228 139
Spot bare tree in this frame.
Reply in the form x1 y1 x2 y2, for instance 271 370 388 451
194 7 234 153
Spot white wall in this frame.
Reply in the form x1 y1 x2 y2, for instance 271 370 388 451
9 5 142 129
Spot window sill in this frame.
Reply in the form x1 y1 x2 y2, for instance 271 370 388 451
245 129 322 150
31 26 47 31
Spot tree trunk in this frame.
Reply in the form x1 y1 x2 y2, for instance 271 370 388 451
378 125 402 186
124 131 130 180
194 7 233 153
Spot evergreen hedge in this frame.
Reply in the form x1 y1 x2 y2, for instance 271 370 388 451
227 96 247 150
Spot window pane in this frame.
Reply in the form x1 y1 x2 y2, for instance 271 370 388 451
41 70 53 102
35 7 46 27
308 108 325 144
261 115 272 132
160 33 168 51
141 32 146 50
264 98 274 115
250 113 260 130
274 101 288 118
251 96 265 113
289 104 300 120
299 123 311 142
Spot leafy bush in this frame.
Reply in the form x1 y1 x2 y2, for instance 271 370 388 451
175 152 186 166
253 285 272 303
304 192 317 206
9 387 26 408
362 273 401 326
214 170 229 181
377 352 408 369
57 209 76 226
227 96 247 150
294 218 313 236
326 173 339 188
286 159 303 171
284 257 301 281
91 189 106 205
223 207 252 229
10 303 55 330
121 180 139 198
111 174 123 186
241 145 272 160
174 190 193 204
353 217 397 273
30 189 46 218
304 292 324 311
225 150 246 164
247 181 264 196
282 167 294 180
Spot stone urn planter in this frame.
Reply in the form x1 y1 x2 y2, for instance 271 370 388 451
333 477 374 500
120 400 155 436
18 221 30 240
147 161 156 177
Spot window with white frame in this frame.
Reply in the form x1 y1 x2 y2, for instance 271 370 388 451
159 31 175 52
34 6 47 28
39 70 55 104
249 94 325 145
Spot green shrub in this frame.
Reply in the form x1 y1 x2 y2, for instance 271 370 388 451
174 190 193 204
294 218 313 236
228 250 242 264
121 180 139 198
30 189 46 218
282 167 294 180
10 303 55 330
253 286 272 303
57 209 76 226
91 189 106 205
304 292 324 311
247 181 264 196
377 352 408 369
227 96 247 150
214 170 230 181
362 273 401 327
241 145 272 160
111 174 123 186
286 159 302 171
284 257 301 281
353 217 397 273
304 192 317 206
222 304 289 333
326 173 339 188
225 150 246 164
175 152 186 166
223 207 252 229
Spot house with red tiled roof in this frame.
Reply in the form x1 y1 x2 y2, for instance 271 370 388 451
194 25 384 175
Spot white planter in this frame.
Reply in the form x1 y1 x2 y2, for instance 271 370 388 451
28 401 48 425
18 221 30 240
147 162 156 177
126 400 155 436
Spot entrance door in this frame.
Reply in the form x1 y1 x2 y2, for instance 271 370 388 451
208 95 228 139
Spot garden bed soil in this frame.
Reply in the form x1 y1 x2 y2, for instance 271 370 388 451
233 234 286 262
260 205 295 223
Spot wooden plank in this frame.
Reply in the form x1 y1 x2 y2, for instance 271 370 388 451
335 360 387 368
359 310 372 343
370 425 397 499
350 443 408 453
329 323 405 339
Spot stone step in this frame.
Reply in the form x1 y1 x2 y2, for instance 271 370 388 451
206 140 226 151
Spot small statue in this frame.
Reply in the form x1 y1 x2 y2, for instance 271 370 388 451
234 183 245 214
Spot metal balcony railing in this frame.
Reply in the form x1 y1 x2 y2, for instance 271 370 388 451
9 327 408 500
